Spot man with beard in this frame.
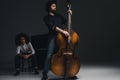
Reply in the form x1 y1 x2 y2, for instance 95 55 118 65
41 0 72 80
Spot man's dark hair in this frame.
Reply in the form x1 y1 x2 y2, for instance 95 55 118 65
15 33 30 46
45 0 57 12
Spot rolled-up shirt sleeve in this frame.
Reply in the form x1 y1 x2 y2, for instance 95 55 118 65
16 46 20 54
28 42 35 55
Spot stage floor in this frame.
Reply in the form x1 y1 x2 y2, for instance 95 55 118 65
0 64 120 80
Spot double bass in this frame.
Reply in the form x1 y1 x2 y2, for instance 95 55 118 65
51 0 80 79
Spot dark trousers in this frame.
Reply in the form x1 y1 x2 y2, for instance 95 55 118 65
43 36 57 73
14 54 38 70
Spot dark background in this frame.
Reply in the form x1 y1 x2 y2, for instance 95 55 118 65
0 0 120 72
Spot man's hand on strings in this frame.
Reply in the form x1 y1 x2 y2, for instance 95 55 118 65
63 30 70 37
68 10 72 15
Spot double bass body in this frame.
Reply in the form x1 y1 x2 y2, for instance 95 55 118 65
51 29 80 77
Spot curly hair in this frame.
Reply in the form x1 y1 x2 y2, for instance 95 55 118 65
45 0 57 12
15 33 30 46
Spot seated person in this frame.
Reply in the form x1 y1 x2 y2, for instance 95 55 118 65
14 33 39 76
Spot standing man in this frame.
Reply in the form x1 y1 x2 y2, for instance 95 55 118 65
42 0 72 80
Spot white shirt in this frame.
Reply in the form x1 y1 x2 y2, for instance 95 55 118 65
16 42 35 55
